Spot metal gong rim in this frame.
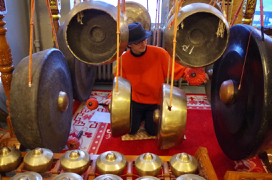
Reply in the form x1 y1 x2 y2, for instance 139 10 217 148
167 0 222 21
51 172 83 180
65 1 129 65
122 1 151 30
164 3 229 67
110 77 131 137
57 23 96 102
157 84 187 149
10 49 73 153
205 64 213 103
211 24 272 160
10 171 43 180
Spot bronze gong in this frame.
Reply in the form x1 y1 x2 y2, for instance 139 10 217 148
10 49 73 153
211 24 272 160
167 0 222 21
65 1 129 65
121 1 151 30
154 84 187 149
164 3 229 67
57 23 96 102
109 77 131 137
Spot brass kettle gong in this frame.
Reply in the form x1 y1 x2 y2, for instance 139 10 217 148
96 151 127 175
0 147 22 172
60 150 90 175
23 148 54 173
135 153 162 176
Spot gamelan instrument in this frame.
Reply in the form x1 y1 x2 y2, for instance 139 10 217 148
109 77 132 137
10 49 73 153
211 24 272 160
96 151 127 175
121 1 151 30
164 3 229 67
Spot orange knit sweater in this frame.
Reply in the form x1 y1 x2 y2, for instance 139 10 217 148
116 45 187 104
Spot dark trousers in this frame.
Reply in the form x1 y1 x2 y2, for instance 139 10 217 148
129 101 158 136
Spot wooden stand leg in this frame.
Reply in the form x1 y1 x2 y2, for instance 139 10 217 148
0 0 20 148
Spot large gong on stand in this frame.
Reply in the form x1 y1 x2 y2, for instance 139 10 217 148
10 49 73 152
211 24 272 160
57 24 96 102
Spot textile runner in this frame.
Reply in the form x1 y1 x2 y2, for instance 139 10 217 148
67 90 268 180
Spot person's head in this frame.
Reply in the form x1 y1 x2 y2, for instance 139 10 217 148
127 22 151 55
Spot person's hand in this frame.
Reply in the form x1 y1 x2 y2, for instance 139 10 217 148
102 98 111 105
204 73 209 84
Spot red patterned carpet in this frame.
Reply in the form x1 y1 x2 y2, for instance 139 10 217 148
68 90 268 180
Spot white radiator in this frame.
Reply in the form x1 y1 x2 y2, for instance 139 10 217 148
95 64 113 84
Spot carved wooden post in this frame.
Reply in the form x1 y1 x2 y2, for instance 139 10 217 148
50 0 61 41
242 0 257 25
0 0 15 138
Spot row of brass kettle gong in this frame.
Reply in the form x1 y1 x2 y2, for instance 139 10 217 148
9 171 205 180
0 147 201 178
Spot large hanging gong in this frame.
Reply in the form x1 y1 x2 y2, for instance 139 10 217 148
211 24 272 160
10 49 73 153
65 1 129 65
57 23 96 102
121 1 151 30
109 77 131 137
154 84 187 149
164 3 229 67
167 0 222 21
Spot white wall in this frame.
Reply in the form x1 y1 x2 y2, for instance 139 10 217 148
4 0 71 67
5 0 30 67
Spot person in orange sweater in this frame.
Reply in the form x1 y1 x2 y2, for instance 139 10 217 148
106 22 207 136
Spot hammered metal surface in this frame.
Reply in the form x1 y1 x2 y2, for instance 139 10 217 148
164 3 229 67
57 23 96 102
60 150 90 175
211 24 272 160
65 1 128 65
10 172 43 180
24 148 53 173
96 151 126 175
10 49 73 153
0 147 21 172
157 84 187 149
122 1 151 30
52 172 83 180
110 77 131 137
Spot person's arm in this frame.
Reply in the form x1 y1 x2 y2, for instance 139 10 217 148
171 59 208 86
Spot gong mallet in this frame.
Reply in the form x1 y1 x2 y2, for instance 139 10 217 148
67 130 83 150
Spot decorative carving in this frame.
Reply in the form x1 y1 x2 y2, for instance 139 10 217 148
50 0 61 10
0 14 16 138
0 0 6 15
50 0 60 38
242 0 257 25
